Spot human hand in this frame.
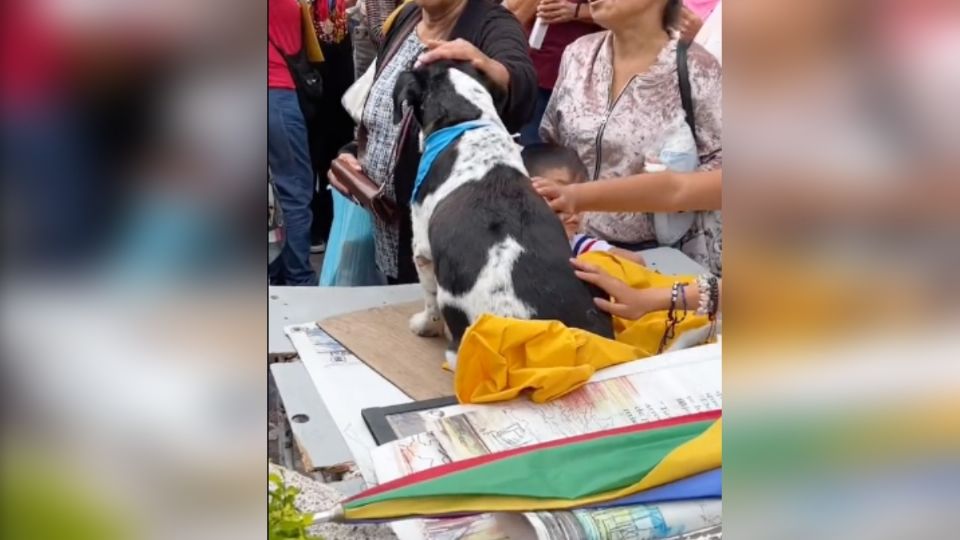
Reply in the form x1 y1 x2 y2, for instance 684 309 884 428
571 259 670 319
533 177 580 215
678 6 704 44
537 0 576 24
326 153 362 185
417 39 510 89
561 212 581 239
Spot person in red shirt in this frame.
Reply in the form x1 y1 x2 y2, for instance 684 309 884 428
269 0 317 285
518 0 601 145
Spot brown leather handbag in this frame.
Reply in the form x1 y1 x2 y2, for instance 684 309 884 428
329 158 398 223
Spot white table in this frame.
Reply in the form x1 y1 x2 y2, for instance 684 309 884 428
270 248 707 481
269 247 706 356
269 284 422 356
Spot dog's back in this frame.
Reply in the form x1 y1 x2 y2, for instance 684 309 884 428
398 61 613 360
426 148 614 348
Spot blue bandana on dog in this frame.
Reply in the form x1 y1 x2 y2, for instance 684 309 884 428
411 120 493 204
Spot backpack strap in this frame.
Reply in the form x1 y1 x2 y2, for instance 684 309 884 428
677 41 696 142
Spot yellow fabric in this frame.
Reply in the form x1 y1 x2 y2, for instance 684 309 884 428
345 419 722 520
382 0 416 37
455 315 639 404
455 252 711 404
300 0 325 63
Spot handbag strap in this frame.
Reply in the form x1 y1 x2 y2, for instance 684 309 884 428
374 6 422 80
358 8 422 154
677 41 697 142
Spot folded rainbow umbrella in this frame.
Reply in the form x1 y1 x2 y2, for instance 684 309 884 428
313 410 722 523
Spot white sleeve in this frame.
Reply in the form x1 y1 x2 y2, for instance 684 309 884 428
571 234 615 256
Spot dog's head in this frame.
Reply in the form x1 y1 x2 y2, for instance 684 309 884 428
392 61 504 137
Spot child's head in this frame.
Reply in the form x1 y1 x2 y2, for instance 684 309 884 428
522 143 586 238
521 143 588 186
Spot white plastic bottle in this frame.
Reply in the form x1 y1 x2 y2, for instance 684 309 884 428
648 119 700 246
529 17 549 50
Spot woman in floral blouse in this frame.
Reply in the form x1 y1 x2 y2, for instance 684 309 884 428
540 0 722 274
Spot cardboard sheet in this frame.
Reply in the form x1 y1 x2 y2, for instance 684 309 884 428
318 301 453 400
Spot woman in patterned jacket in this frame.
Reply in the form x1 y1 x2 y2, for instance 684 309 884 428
328 0 536 283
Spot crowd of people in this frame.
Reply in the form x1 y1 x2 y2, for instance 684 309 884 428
269 0 722 319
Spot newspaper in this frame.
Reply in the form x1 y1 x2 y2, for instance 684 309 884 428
520 500 722 540
387 343 720 448
370 344 721 540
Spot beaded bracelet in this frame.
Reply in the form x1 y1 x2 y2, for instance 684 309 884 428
707 276 720 319
658 282 685 353
696 274 712 315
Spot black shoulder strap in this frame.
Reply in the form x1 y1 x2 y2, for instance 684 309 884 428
677 41 697 141
268 35 286 57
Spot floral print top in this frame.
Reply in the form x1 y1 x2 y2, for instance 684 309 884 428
541 32 723 274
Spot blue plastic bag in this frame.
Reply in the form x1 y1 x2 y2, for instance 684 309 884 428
320 189 387 286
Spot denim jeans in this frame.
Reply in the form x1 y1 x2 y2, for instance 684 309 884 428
268 89 317 285
519 87 553 147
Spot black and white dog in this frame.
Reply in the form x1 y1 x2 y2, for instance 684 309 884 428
393 61 613 367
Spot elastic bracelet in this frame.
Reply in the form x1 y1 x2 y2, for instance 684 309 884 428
696 274 712 315
679 282 688 314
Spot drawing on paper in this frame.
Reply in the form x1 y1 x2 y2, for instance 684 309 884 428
304 326 347 353
387 408 447 439
585 506 676 539
436 413 491 458
422 515 511 540
393 432 452 475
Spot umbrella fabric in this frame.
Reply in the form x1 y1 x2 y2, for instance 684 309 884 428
343 411 721 521
587 468 721 509
455 251 713 404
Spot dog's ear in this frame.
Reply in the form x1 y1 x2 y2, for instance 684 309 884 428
392 70 424 125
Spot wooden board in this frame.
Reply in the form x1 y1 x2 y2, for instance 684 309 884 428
318 301 453 400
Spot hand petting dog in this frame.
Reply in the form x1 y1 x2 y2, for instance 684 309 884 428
571 259 667 320
416 39 511 90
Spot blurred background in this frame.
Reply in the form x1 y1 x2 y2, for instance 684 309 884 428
1 1 265 539
724 0 960 538
1 0 959 539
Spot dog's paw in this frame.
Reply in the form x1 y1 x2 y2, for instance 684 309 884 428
409 310 444 337
444 349 458 371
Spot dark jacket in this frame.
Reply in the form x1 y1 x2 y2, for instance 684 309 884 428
343 0 537 282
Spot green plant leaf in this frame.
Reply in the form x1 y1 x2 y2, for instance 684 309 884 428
268 470 324 540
